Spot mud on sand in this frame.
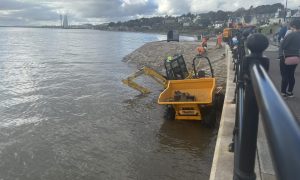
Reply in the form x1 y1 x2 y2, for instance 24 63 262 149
122 40 227 88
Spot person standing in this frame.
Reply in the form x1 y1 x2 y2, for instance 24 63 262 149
284 23 294 38
279 19 300 97
278 23 288 43
216 33 223 48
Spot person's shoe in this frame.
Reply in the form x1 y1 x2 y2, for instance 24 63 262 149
286 92 294 98
281 92 287 97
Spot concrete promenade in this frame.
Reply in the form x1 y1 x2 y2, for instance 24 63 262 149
209 44 299 180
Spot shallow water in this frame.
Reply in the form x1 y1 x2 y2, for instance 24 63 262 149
0 28 216 180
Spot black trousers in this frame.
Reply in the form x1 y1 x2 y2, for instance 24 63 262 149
280 57 298 93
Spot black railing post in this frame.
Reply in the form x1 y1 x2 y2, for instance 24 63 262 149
229 30 251 152
233 34 269 180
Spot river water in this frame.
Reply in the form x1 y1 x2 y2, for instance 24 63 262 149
0 28 216 180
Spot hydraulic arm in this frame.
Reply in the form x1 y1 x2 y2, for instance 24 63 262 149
122 66 168 94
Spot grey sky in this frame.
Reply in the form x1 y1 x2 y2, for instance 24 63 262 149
0 0 299 26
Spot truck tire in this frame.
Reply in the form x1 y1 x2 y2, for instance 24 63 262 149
164 106 175 120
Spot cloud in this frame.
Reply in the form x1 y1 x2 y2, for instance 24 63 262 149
0 0 158 25
0 0 60 25
0 0 299 25
0 0 33 10
55 0 158 18
155 0 190 15
154 0 296 15
287 0 300 9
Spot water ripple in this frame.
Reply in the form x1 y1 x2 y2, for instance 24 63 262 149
0 28 215 180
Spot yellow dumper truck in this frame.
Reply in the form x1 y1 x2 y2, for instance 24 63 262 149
123 54 223 124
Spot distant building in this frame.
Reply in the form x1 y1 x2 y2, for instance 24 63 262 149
287 10 292 18
255 13 274 24
193 15 201 23
178 16 192 24
285 9 294 22
60 14 63 27
63 15 69 29
213 21 225 28
178 16 192 27
269 9 285 24
292 6 300 19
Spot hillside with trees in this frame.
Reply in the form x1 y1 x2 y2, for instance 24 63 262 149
96 3 286 35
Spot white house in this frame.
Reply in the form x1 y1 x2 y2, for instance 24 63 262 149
193 15 201 23
178 16 193 27
292 6 300 18
269 8 285 24
255 13 274 24
213 21 224 28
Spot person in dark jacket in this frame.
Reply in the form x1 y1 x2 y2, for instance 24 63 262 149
278 24 288 43
279 19 300 97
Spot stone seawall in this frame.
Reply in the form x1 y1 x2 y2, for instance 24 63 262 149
209 45 235 180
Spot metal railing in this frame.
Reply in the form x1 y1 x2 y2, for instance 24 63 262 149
229 30 250 153
230 33 300 180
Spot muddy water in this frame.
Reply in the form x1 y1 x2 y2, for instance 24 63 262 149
0 28 217 180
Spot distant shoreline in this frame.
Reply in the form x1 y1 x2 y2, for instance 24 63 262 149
0 26 198 38
0 26 89 29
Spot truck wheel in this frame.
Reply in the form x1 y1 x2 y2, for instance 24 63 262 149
203 107 216 128
164 106 175 120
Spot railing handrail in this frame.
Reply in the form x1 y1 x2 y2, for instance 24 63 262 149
232 33 300 180
249 62 300 180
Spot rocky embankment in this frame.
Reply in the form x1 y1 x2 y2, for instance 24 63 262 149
123 40 227 88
